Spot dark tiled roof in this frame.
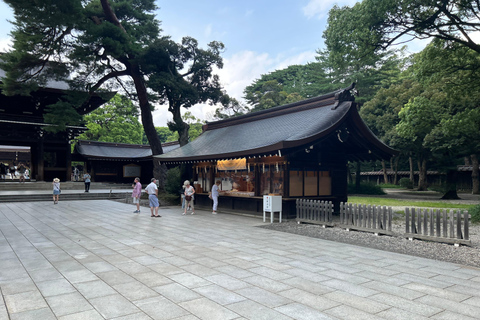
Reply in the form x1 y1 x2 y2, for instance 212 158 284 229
156 84 397 163
75 140 180 160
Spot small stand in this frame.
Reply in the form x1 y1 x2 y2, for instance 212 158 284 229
263 195 282 223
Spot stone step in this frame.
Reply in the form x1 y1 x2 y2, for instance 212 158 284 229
0 191 130 203
0 181 132 191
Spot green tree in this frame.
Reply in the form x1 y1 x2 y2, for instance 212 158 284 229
323 0 480 59
142 37 225 146
142 127 177 145
244 63 334 111
0 0 223 188
212 95 249 120
78 94 142 144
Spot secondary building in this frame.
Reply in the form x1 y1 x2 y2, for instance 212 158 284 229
156 84 397 218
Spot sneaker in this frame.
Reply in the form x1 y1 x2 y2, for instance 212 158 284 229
191 212 195 215
182 212 186 215
133 210 139 213
212 211 217 214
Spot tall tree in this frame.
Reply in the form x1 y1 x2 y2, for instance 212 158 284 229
142 37 225 146
78 94 142 144
323 0 480 58
1 0 218 189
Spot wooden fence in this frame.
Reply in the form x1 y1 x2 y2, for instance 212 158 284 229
296 199 334 227
339 202 393 235
404 208 471 246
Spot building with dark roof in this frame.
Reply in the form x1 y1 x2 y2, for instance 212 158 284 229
73 140 180 183
156 84 397 218
0 64 116 182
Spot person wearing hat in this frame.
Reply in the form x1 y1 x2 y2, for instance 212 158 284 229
52 178 61 204
183 180 195 215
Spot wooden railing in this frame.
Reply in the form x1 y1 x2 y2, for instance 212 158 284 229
338 202 393 235
296 199 334 227
404 208 471 246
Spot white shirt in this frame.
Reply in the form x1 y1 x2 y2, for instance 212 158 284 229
212 184 219 198
145 182 158 195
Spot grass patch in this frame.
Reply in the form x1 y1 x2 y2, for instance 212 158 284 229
347 196 475 210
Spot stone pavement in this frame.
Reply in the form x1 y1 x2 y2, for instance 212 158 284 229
1 200 480 320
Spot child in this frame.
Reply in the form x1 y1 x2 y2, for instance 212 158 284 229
53 178 61 204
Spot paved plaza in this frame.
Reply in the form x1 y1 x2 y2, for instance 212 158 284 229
1 200 480 320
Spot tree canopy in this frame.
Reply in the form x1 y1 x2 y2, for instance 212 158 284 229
77 94 142 144
323 0 480 59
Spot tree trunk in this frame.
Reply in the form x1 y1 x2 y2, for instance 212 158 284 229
99 0 166 190
130 63 166 190
472 154 480 194
355 161 361 193
441 169 460 199
393 156 399 185
417 158 428 191
409 155 414 183
170 103 190 147
381 160 388 184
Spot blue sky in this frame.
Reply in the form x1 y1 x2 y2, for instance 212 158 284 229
0 0 427 127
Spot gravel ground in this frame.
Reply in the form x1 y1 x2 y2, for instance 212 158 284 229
260 220 480 268
260 190 480 268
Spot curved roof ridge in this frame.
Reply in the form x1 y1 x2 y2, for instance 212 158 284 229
204 84 355 131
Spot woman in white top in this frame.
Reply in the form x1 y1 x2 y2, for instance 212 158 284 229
210 180 221 214
183 180 195 215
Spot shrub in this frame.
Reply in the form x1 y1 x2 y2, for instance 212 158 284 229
165 166 182 195
347 183 386 195
470 204 480 224
399 178 414 189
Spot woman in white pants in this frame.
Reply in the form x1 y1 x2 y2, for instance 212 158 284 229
210 180 221 214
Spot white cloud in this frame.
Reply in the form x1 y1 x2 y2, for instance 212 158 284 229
303 0 359 19
0 37 12 52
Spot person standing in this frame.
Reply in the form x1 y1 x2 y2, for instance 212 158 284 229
132 177 142 213
145 178 161 217
74 167 79 182
18 163 26 183
183 180 195 215
52 178 61 204
210 180 221 214
83 172 91 192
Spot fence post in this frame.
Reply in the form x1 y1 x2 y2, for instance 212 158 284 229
464 211 469 240
405 208 410 234
388 207 392 232
456 210 462 240
449 210 454 238
435 209 441 237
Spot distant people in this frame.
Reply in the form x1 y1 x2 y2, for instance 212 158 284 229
52 178 61 204
132 177 142 214
74 167 79 181
145 178 161 217
183 180 195 215
210 180 222 214
0 163 6 180
18 163 26 183
83 172 91 192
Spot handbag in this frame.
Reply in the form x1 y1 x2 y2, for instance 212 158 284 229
185 195 192 201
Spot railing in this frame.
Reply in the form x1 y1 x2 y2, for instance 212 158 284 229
338 202 393 235
296 199 334 227
404 208 471 246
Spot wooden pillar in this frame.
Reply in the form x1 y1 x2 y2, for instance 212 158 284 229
66 143 72 181
36 139 44 181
